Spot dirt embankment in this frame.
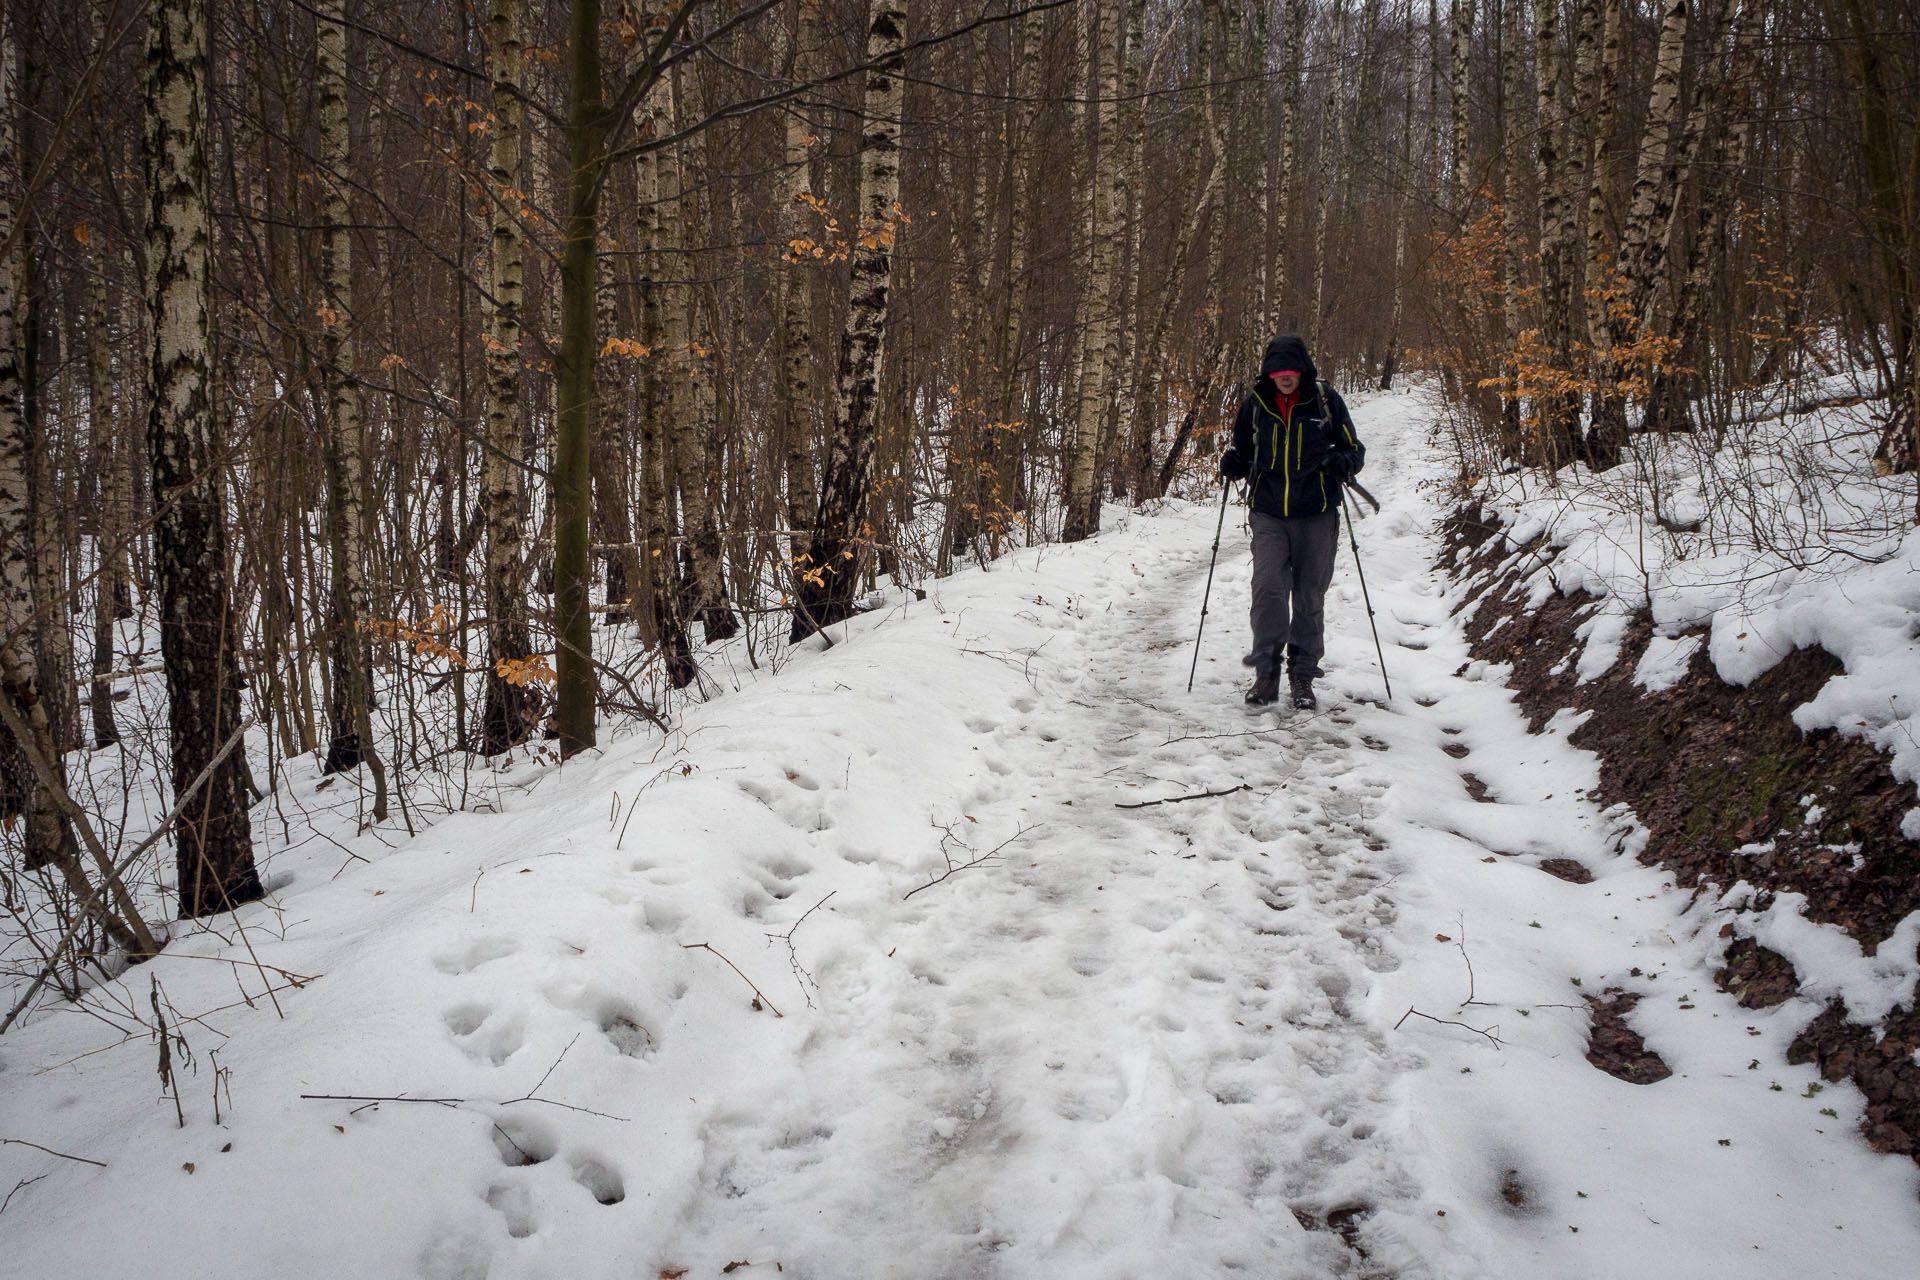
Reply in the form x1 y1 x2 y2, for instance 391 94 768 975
1440 502 1920 1161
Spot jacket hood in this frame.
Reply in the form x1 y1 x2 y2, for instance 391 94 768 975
1260 335 1318 382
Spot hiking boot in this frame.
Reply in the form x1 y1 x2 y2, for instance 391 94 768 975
1289 678 1317 710
1245 673 1280 708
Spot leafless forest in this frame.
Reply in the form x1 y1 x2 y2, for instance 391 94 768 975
0 0 1914 978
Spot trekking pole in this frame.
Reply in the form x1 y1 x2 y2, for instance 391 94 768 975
1187 478 1234 692
1340 487 1392 703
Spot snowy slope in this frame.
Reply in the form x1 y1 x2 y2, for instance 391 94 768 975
2 388 1916 1279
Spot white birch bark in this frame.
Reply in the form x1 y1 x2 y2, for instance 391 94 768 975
779 0 820 574
1580 0 1621 358
143 0 260 918
1449 0 1477 214
1613 0 1689 339
1062 0 1125 543
791 0 908 634
315 0 386 816
481 0 535 753
1311 0 1351 347
629 18 694 686
666 56 736 642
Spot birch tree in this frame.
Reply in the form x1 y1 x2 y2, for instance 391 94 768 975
143 0 262 917
790 0 908 636
315 0 388 818
1061 0 1123 544
780 0 821 586
1589 0 1686 465
481 0 535 755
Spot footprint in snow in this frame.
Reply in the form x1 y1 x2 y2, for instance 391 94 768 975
484 1181 536 1239
433 936 517 976
569 1153 627 1205
443 1004 526 1067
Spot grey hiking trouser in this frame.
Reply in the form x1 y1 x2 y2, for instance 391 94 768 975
1248 508 1340 680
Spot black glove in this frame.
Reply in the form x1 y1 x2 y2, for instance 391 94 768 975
1219 448 1250 480
1323 449 1360 481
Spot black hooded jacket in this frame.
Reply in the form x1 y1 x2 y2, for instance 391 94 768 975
1228 336 1364 519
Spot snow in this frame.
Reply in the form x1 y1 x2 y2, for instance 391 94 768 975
1634 631 1704 693
4 386 1918 1278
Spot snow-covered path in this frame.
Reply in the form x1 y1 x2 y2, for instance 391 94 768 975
651 493 1427 1276
5 388 1919 1280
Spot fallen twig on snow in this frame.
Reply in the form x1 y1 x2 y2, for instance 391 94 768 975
767 892 836 1009
1394 1006 1504 1048
1115 783 1248 809
0 1138 106 1168
905 823 1037 901
683 942 784 1017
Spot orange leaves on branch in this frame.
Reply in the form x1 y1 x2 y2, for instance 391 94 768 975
601 336 655 360
493 655 555 688
361 605 469 669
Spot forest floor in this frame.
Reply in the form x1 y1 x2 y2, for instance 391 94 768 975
2 388 1917 1279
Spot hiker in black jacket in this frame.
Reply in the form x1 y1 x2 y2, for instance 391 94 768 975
1218 335 1365 710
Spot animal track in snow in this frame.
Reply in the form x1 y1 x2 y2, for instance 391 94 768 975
490 1117 558 1169
444 1006 526 1066
433 936 517 976
640 899 688 932
757 852 812 883
569 1154 627 1205
491 1117 557 1168
443 1003 489 1037
484 1181 536 1239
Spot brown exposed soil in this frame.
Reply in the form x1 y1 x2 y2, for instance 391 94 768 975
1440 500 1920 1160
1585 991 1674 1085
1714 936 1799 1010
1789 1003 1920 1155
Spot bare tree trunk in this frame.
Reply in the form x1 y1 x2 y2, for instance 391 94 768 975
1614 0 1690 330
143 0 261 917
790 0 908 636
1381 0 1418 390
1449 0 1476 216
1 10 67 871
1828 0 1919 489
1496 0 1526 458
1062 0 1124 543
631 23 695 687
1311 0 1350 346
779 0 820 583
1580 0 1623 463
315 0 387 818
86 237 121 749
667 57 738 643
21 255 75 757
481 0 536 755
553 0 606 753
1646 1 1756 435
593 247 642 630
989 3 1042 554
1589 0 1685 465
1128 21 1226 491
1275 0 1306 308
1531 0 1579 463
